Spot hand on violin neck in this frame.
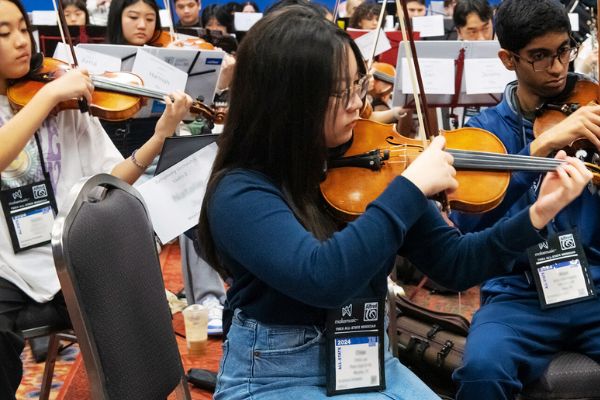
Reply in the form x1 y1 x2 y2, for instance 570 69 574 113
401 136 458 197
531 104 600 157
154 91 193 140
529 151 593 229
41 68 93 105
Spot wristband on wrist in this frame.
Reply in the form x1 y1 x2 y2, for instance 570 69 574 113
130 149 148 170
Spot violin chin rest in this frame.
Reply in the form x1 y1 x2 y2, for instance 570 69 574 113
29 53 44 75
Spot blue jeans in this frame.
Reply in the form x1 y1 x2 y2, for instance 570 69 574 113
214 309 440 399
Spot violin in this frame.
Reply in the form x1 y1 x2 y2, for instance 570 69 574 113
7 57 224 123
150 31 216 50
320 119 600 221
533 78 600 170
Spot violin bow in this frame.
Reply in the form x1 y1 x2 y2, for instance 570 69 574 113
333 0 341 22
52 0 89 113
164 0 177 44
395 0 448 208
366 0 389 71
396 0 434 145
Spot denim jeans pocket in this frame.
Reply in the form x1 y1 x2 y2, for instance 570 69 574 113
251 326 325 379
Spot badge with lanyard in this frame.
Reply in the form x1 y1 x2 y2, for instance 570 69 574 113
0 134 58 253
527 229 595 309
325 297 385 396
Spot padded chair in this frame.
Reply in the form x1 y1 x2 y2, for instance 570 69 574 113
51 174 190 400
519 352 600 400
16 303 76 400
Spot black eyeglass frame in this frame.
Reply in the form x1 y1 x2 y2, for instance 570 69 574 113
510 44 579 72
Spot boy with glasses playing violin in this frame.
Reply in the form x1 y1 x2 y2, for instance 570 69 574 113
452 1 600 399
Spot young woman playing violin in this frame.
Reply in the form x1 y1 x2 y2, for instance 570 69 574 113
197 6 591 399
452 1 600 398
0 1 191 398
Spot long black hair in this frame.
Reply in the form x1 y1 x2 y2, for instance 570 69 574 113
106 0 162 44
198 6 366 278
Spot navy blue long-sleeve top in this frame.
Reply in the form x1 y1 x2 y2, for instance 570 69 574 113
207 168 544 326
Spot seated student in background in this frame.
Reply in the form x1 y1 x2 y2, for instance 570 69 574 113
198 5 591 399
452 1 600 398
202 4 235 35
175 0 202 28
348 2 383 30
107 0 162 46
406 0 427 18
241 1 259 13
453 0 493 41
0 1 192 398
63 0 89 26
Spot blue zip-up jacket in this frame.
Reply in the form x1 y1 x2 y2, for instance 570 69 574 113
451 75 600 300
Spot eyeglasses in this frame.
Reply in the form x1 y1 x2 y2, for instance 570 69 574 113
511 45 579 72
331 74 370 110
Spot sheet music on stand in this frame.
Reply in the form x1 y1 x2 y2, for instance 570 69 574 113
392 40 516 109
77 43 224 106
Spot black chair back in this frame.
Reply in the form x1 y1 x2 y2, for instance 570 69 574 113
52 174 189 400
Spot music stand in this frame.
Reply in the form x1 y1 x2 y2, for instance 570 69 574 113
136 46 224 105
34 25 106 56
346 30 420 67
392 40 513 109
76 43 139 71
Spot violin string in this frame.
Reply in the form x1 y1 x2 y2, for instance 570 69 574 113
92 76 169 100
385 149 563 167
383 146 564 168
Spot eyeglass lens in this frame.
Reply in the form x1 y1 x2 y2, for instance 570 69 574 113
532 47 578 71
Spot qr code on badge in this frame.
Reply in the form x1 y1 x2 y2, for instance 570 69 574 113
559 233 576 251
364 302 378 322
32 184 48 200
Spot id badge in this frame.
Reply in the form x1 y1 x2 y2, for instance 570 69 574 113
325 298 385 396
527 230 595 309
0 176 58 253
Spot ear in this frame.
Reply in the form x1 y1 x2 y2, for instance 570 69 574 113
498 49 515 71
455 27 463 40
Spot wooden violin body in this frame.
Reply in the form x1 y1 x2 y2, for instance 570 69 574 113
8 58 143 121
7 58 226 123
534 79 600 181
320 119 510 220
151 31 216 50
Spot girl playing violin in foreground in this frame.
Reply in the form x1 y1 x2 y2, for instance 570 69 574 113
198 6 591 400
0 0 191 398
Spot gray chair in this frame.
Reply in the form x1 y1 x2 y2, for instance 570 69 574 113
519 352 600 400
51 174 190 400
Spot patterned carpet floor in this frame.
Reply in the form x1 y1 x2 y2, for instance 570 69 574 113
17 243 480 399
